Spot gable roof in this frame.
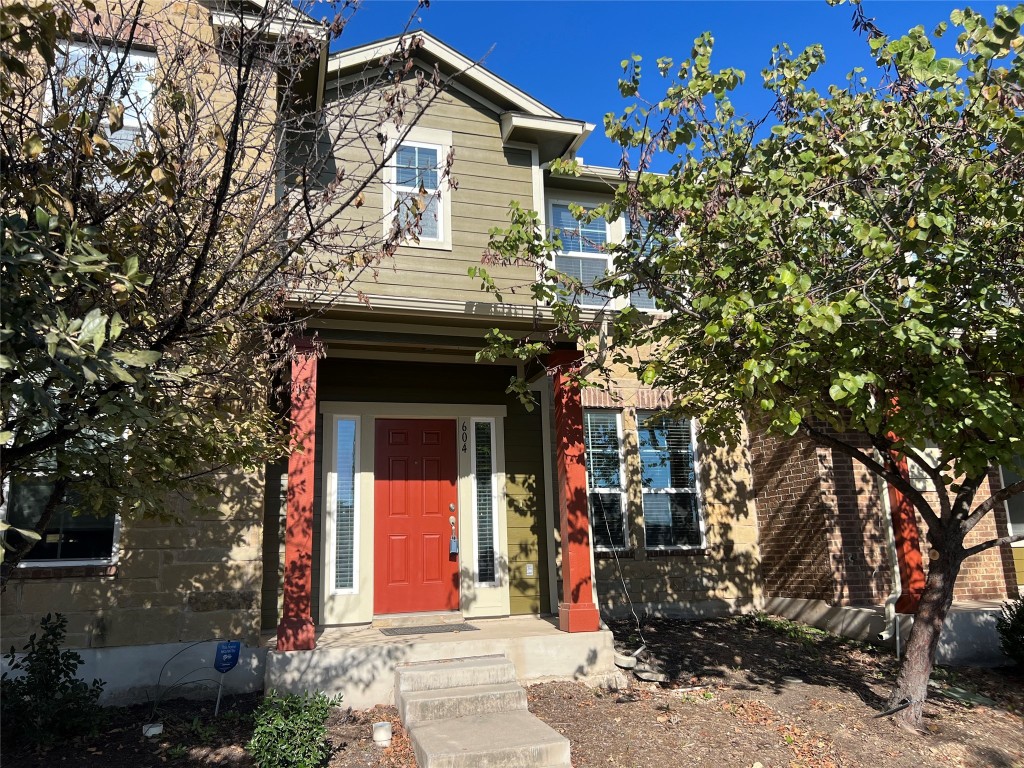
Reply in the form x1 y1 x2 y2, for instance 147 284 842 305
327 31 592 161
328 31 563 118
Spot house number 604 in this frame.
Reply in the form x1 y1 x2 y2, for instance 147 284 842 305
461 420 469 452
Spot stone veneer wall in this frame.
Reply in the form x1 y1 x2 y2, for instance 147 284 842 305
580 373 763 619
1 471 266 651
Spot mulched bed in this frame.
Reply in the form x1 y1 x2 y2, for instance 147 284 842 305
528 615 1024 768
1 693 415 768
2 616 1020 767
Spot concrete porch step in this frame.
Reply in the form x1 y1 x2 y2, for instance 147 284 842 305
373 611 464 629
407 709 571 768
396 655 515 693
399 681 528 724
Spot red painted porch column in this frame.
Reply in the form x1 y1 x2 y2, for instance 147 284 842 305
276 338 318 651
547 350 601 633
886 450 926 614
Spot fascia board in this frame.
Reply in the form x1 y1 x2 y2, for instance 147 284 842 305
287 289 605 327
203 0 314 24
209 10 327 38
209 12 324 37
500 112 591 143
327 31 563 119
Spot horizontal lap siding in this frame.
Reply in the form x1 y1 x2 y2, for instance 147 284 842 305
314 89 537 306
505 406 549 615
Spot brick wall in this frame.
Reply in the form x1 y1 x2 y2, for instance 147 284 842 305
751 421 1017 608
911 466 1017 601
749 429 833 602
1 471 266 651
818 433 892 606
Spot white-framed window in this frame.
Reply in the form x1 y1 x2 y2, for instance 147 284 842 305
60 42 156 155
2 478 121 565
1002 459 1024 550
471 418 499 585
637 410 705 549
625 216 657 311
550 202 611 307
383 126 452 249
583 409 628 550
328 415 359 593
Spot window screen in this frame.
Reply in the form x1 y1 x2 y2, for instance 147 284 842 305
551 204 609 307
394 143 440 240
5 480 117 561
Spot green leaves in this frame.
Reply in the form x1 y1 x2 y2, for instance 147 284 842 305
481 3 1024 491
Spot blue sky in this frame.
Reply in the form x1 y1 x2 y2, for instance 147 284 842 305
331 1 1000 168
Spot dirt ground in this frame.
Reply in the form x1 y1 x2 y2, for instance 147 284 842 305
532 615 1024 768
3 615 1021 768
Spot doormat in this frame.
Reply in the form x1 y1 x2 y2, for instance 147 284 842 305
379 623 480 637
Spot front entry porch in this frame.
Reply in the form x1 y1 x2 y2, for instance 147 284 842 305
262 615 621 709
271 337 602 654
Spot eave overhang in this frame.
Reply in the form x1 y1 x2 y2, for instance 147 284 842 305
500 112 594 164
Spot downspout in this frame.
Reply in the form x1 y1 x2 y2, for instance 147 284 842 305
877 473 904 659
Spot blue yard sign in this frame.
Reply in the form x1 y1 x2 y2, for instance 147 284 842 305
214 640 241 674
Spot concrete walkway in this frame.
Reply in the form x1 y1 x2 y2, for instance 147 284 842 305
396 655 571 768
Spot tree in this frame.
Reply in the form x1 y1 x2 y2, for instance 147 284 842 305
0 0 448 578
481 1 1024 730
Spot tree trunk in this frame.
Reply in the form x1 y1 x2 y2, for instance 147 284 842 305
886 536 962 730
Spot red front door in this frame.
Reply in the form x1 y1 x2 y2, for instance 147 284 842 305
374 419 459 614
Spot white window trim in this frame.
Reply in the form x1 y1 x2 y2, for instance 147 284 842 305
548 198 619 310
0 477 123 568
1000 462 1024 549
324 414 361 595
470 417 501 587
637 412 707 551
382 125 453 251
584 409 629 551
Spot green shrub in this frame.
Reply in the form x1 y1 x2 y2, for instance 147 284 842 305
996 596 1024 666
0 613 106 748
247 690 341 768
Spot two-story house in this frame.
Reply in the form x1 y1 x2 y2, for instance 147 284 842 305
6 15 1013 705
259 31 765 704
1 23 764 705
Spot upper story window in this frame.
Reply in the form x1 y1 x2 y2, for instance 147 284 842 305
550 203 610 308
394 142 442 241
626 216 657 311
637 411 704 549
384 126 452 250
583 409 628 550
60 42 156 155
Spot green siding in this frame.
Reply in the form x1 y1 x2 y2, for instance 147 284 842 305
313 85 539 307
